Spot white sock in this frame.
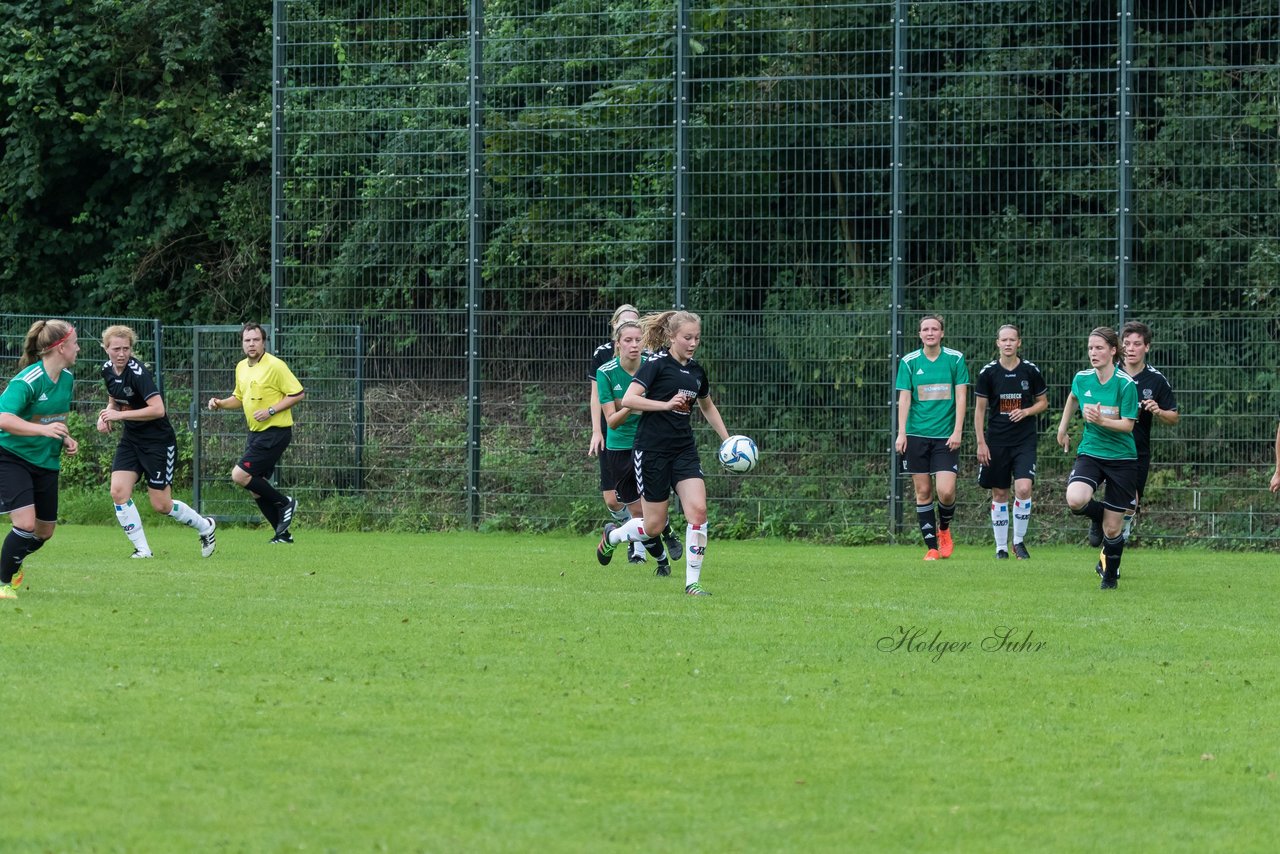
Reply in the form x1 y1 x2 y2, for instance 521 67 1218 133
1013 499 1032 544
168 499 211 533
609 517 646 544
991 502 1009 551
685 523 707 587
115 500 151 554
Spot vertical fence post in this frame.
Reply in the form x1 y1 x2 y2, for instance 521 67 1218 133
466 0 485 525
271 1 286 337
354 325 366 491
673 0 690 311
1116 0 1134 326
887 0 907 541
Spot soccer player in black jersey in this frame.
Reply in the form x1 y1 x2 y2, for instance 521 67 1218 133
596 311 731 596
973 325 1048 560
1116 321 1179 541
98 326 216 559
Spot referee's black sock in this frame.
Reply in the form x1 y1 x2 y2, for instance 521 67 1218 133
247 475 288 507
2 527 43 584
255 495 281 527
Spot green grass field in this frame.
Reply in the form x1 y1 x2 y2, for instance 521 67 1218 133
3 525 1276 852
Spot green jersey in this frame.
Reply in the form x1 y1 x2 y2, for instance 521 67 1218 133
596 354 647 450
0 362 75 470
1071 367 1138 460
896 347 970 438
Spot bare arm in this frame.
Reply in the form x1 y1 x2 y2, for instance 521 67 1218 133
1056 392 1078 452
100 394 166 427
208 395 244 411
621 381 690 414
894 389 911 454
1270 423 1280 494
973 395 990 464
588 383 604 456
948 384 967 451
696 395 730 443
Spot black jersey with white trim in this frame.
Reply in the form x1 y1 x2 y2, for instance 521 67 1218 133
974 357 1047 445
1124 364 1177 458
587 341 614 381
101 357 174 439
632 352 708 452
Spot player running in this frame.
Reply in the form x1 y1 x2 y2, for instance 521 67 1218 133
596 310 730 596
895 314 969 560
1056 327 1139 590
973 324 1048 560
97 326 216 559
0 320 80 600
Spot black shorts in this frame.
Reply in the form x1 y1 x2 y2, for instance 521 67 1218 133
0 448 60 522
113 431 177 490
1068 454 1140 514
978 439 1038 490
634 445 703 503
600 448 640 505
238 427 292 480
902 435 959 476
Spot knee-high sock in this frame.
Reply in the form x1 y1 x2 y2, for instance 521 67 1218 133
685 523 707 587
937 501 956 532
168 499 211 533
255 495 280 527
115 499 151 554
990 502 1009 551
1012 498 1032 544
642 536 665 560
2 527 44 584
247 475 287 507
609 517 647 544
916 504 938 550
1101 532 1125 578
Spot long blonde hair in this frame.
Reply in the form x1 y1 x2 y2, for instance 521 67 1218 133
638 310 701 353
20 319 75 368
610 303 639 331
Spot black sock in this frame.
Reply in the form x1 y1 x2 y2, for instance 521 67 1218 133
662 523 675 539
255 495 280 527
1102 533 1125 577
937 501 956 531
247 476 287 507
1071 500 1105 523
642 536 665 559
916 504 939 550
2 527 43 584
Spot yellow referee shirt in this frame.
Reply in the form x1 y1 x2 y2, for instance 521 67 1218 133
233 352 304 431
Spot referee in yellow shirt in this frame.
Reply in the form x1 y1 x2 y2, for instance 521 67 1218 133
207 322 305 543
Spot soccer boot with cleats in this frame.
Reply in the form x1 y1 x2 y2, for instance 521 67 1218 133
596 523 618 566
685 582 711 596
0 583 16 600
131 549 153 559
995 549 1009 560
269 533 295 544
654 560 671 577
662 530 684 562
937 528 954 558
923 548 941 561
200 517 217 558
1012 542 1031 560
10 569 23 588
275 497 298 539
627 542 646 564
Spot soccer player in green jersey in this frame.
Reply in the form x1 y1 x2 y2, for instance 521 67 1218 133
1056 327 1139 589
0 320 81 600
1271 417 1280 494
895 314 969 560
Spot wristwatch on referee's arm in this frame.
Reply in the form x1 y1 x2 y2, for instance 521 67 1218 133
268 406 276 416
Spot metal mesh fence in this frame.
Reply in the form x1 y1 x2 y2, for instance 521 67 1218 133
5 3 1276 546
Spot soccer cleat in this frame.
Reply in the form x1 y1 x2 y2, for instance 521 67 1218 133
995 549 1009 560
923 548 940 561
627 542 646 564
200 517 217 558
269 533 294 544
663 530 684 562
1087 518 1103 548
275 496 298 538
130 549 153 559
596 523 618 566
1012 542 1031 560
11 569 23 588
685 582 711 596
655 561 671 577
0 583 16 600
937 528 954 558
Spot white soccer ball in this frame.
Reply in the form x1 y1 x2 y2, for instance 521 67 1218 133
717 434 759 474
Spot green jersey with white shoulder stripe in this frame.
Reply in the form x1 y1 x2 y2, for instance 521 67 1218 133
1071 367 1138 460
0 362 75 470
596 353 649 450
896 346 970 438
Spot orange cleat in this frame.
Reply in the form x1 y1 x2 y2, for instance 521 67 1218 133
938 529 954 558
923 548 941 561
